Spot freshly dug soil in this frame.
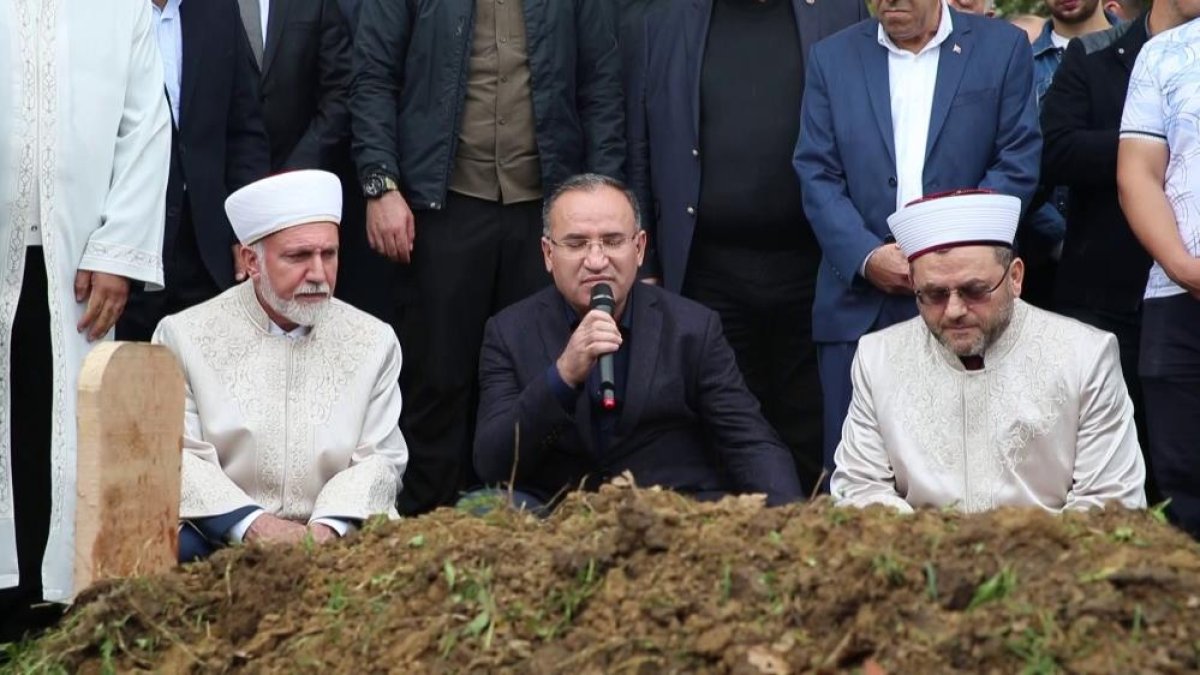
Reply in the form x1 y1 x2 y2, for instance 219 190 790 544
10 482 1200 673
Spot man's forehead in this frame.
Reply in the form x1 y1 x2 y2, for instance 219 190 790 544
551 192 634 232
914 247 1000 278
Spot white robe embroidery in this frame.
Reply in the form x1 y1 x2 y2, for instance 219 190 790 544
0 0 171 600
153 282 408 525
832 301 1147 513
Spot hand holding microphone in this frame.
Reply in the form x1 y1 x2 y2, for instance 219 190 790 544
555 283 622 409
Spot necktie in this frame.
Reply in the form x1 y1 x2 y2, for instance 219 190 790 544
237 0 265 69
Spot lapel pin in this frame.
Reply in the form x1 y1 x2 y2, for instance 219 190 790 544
953 43 962 54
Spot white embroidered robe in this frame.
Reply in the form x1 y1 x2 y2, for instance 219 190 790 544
0 0 171 600
832 300 1147 513
152 282 408 525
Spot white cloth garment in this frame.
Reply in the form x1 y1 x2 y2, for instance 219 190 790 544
259 0 269 44
0 0 171 601
1119 19 1200 300
887 192 1020 260
152 281 408 527
831 300 1147 513
152 0 183 126
225 170 342 245
880 0 954 211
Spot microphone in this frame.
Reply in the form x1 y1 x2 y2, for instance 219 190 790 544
589 283 618 411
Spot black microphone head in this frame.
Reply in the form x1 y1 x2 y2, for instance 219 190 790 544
590 283 616 314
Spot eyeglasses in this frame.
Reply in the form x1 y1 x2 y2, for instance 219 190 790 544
914 260 1013 307
547 234 636 258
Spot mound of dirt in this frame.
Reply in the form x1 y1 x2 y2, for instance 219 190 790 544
11 483 1200 673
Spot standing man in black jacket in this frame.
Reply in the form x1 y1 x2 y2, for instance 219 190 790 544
118 0 271 341
1040 3 1189 501
626 0 867 492
352 0 626 514
240 0 395 322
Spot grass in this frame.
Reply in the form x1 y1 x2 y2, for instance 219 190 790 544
1005 611 1060 675
968 566 1017 611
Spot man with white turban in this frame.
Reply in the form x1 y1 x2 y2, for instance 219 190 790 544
831 190 1146 514
153 170 408 560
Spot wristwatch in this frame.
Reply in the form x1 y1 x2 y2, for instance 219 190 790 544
362 172 399 199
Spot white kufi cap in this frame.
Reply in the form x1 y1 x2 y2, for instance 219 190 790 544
886 190 1020 261
225 170 342 245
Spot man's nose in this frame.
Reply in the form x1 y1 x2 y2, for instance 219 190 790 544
944 291 969 319
307 255 328 283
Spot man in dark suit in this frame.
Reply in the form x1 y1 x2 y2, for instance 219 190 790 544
118 0 270 341
793 0 1041 478
626 0 867 493
474 174 804 508
1040 4 1188 503
239 0 395 322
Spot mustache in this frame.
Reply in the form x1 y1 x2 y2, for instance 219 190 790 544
294 282 331 296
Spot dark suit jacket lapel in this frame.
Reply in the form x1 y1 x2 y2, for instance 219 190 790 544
925 13 972 162
612 286 661 443
859 22 896 167
686 0 712 141
536 291 596 455
793 0 820 57
179 0 202 125
262 0 290 79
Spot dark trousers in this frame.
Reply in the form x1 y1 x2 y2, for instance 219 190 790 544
0 247 60 642
682 240 823 493
1057 303 1157 503
395 192 549 515
117 198 222 341
1140 294 1200 537
817 300 918 483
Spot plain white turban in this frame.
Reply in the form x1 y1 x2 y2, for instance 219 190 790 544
887 190 1020 261
224 170 342 245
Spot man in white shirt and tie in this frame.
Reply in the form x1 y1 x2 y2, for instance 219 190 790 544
793 0 1041 483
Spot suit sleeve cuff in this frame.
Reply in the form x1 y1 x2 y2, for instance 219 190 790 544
228 508 265 544
545 364 582 413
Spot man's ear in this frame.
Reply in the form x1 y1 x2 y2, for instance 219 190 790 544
240 244 261 280
1010 257 1025 297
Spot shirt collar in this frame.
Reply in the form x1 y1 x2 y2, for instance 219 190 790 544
268 321 312 339
1033 12 1121 56
155 0 183 20
1032 19 1058 56
878 1 953 57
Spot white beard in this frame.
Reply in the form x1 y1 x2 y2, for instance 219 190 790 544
258 269 331 327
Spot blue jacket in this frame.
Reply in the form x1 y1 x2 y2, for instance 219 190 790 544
626 0 869 289
794 9 1041 343
474 284 804 506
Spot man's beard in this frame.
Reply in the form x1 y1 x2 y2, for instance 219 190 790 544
258 268 331 327
1052 0 1100 24
928 291 1016 358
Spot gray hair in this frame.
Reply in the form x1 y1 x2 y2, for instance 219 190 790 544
994 245 1015 267
541 173 642 237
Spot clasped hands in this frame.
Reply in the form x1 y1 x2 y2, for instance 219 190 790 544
864 242 913 295
244 513 339 546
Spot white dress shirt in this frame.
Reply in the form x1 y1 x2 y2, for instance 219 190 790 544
259 0 269 46
879 1 954 211
151 0 184 126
